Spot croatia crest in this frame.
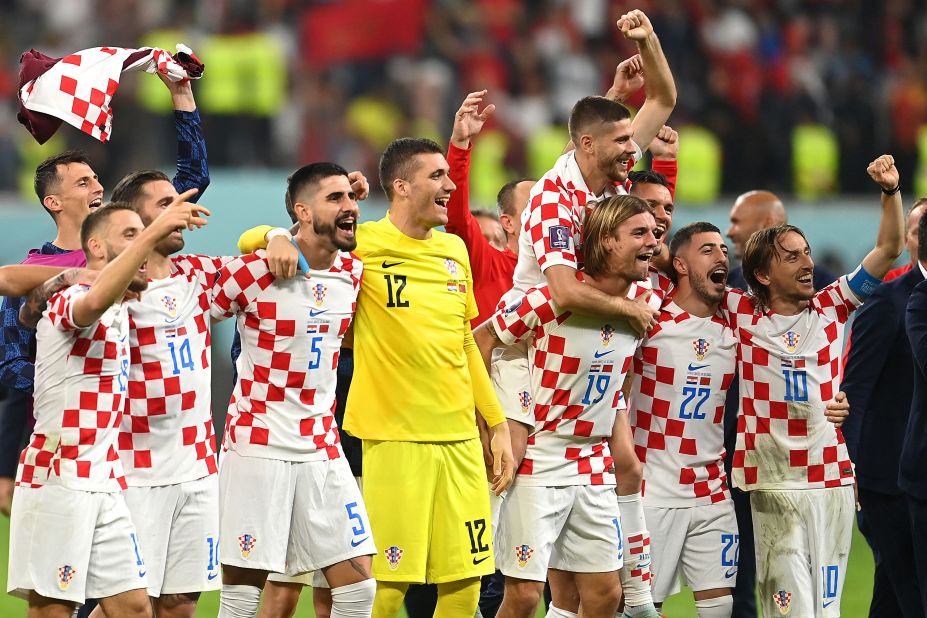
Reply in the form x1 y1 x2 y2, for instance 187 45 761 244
384 545 404 571
161 295 178 318
518 390 532 415
772 590 792 614
600 324 615 346
311 283 327 307
693 338 710 361
515 544 534 568
238 534 257 558
783 331 801 353
57 565 76 591
444 258 459 276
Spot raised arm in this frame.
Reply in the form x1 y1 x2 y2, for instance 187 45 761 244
861 155 905 279
618 9 677 152
445 91 498 257
161 75 210 201
19 268 96 329
73 192 209 327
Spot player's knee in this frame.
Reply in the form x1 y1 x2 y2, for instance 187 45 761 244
504 580 544 614
330 577 376 617
156 592 199 617
615 454 643 486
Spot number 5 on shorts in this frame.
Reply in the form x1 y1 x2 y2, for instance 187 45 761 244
345 501 366 536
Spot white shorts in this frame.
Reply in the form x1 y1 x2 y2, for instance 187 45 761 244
8 485 147 604
751 486 854 617
645 500 739 602
266 571 325 587
498 484 622 581
491 341 532 425
219 451 376 576
123 475 220 597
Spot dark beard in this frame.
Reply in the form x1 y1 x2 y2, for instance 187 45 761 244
314 218 357 252
691 273 725 304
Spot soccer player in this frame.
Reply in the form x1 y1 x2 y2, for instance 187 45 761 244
0 75 209 520
6 197 208 618
628 222 739 617
212 163 376 618
476 194 659 618
725 155 904 617
238 140 517 617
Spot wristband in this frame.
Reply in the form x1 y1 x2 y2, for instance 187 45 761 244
265 227 292 242
847 263 881 299
882 184 901 196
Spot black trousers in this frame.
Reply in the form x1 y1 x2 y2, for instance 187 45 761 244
905 493 927 616
857 488 922 617
730 487 757 618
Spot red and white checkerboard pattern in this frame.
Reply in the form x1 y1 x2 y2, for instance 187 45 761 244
629 303 736 506
722 279 859 491
118 255 231 486
17 285 130 492
20 46 200 143
503 148 639 307
493 282 655 486
211 251 362 461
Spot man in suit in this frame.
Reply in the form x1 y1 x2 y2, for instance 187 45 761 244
902 213 927 615
723 190 837 617
842 203 927 617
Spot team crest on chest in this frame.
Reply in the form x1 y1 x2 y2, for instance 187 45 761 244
311 283 327 307
600 324 615 346
161 295 178 318
772 589 792 614
693 338 710 361
782 331 801 354
384 545 404 570
515 544 534 568
238 534 257 558
57 565 76 590
444 259 459 276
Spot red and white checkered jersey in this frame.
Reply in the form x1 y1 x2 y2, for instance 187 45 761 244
17 285 130 492
492 280 656 486
210 251 362 461
723 277 861 491
119 254 230 486
502 147 640 306
629 302 737 507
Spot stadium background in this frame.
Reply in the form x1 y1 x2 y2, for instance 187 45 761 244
0 0 922 615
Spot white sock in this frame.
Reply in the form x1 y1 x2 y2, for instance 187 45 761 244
329 579 376 617
546 605 579 618
617 492 654 609
695 595 733 618
218 584 262 618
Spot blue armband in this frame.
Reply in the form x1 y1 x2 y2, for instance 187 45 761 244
290 238 310 273
847 264 881 299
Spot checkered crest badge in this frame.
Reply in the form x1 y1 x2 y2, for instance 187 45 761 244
772 590 792 614
311 283 327 307
518 390 532 415
693 338 710 361
600 324 615 346
238 534 257 558
384 545 404 571
57 565 76 590
161 295 178 318
515 544 534 568
444 258 458 276
782 331 801 353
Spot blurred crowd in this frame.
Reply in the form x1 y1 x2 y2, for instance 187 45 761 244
1 0 926 202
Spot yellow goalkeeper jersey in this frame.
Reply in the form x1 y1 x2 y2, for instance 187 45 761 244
345 216 484 441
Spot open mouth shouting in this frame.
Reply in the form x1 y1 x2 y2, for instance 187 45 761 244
709 265 728 286
89 196 103 209
335 213 356 235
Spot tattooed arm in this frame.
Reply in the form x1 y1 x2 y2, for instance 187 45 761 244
19 268 97 328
